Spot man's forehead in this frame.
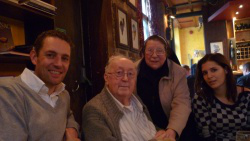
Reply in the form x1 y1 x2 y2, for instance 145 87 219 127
41 38 70 54
44 49 70 56
110 59 135 69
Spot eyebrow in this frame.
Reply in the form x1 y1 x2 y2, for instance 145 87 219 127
116 67 135 71
45 50 70 57
202 66 217 71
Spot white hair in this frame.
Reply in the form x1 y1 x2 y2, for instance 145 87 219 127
105 55 135 73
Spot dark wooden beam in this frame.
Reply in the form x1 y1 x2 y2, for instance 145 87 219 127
173 1 204 8
175 11 202 18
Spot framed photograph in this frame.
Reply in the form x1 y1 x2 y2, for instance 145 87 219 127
115 6 129 49
130 17 139 51
210 42 224 54
127 0 137 10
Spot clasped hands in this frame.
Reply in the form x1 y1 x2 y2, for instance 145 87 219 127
64 128 80 141
154 128 176 141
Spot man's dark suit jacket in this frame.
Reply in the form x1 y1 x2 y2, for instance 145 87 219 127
237 73 250 88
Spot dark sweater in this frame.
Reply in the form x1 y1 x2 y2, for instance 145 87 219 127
137 59 169 129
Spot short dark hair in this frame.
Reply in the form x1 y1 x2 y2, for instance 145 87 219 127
33 30 73 55
195 53 237 103
140 35 169 56
243 62 250 72
182 65 190 71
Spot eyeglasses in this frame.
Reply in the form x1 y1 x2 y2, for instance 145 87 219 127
108 70 136 79
145 48 166 56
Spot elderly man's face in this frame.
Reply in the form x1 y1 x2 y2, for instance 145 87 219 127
104 58 137 103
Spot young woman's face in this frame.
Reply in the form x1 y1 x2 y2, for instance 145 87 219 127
201 61 227 91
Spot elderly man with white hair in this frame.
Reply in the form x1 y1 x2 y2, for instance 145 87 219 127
81 55 173 141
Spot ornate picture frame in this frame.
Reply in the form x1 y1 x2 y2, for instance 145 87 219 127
130 17 139 52
210 42 224 54
115 6 129 49
127 0 137 11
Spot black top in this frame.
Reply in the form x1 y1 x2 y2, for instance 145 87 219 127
137 59 169 129
187 75 195 99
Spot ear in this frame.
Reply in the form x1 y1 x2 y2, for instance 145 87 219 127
30 49 38 65
104 73 108 84
224 69 228 74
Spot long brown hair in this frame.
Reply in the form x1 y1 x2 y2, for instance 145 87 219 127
195 53 237 103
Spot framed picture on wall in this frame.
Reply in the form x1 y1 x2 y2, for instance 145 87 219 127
210 42 224 54
127 0 137 10
130 17 139 52
115 6 129 49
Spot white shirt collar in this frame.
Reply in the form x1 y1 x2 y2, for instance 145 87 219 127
20 68 65 95
106 87 143 112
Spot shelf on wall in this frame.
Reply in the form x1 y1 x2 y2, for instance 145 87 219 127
236 40 250 43
235 29 250 33
19 0 57 16
235 17 250 22
0 55 30 63
0 0 55 19
237 58 250 61
0 0 54 77
0 0 54 46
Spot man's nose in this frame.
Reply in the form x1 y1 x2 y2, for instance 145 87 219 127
121 73 129 81
53 56 63 67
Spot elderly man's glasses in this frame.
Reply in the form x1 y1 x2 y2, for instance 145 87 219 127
108 70 135 79
145 48 166 56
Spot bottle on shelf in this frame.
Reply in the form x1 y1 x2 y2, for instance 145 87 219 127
235 22 250 31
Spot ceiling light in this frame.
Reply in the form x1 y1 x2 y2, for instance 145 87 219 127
236 12 239 15
239 65 243 70
170 15 175 19
239 5 243 8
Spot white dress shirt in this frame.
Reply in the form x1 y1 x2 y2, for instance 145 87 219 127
107 88 157 141
20 68 65 108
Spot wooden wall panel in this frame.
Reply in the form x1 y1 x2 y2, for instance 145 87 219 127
55 0 86 127
203 6 229 60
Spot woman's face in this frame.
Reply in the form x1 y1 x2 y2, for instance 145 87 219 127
144 40 167 70
201 61 227 91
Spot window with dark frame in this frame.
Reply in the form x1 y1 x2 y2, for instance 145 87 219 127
141 0 150 40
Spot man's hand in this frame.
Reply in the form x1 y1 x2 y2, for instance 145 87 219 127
155 130 167 139
154 129 176 141
165 129 176 140
64 128 80 141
